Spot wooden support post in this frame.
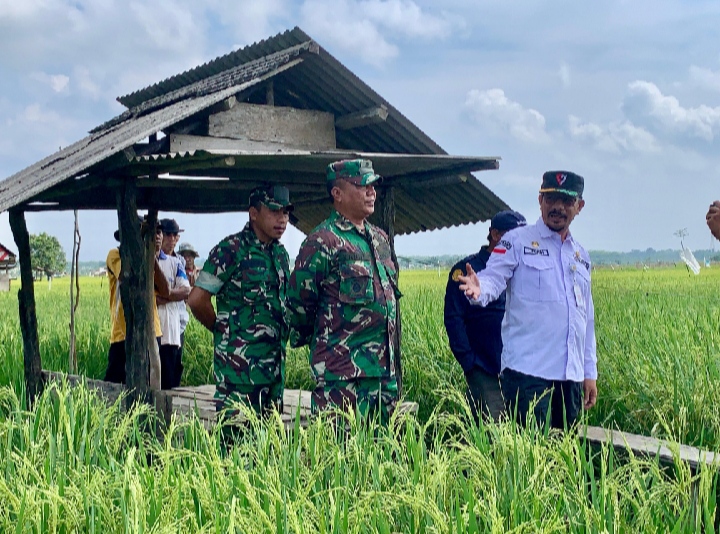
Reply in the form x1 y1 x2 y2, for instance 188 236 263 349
8 209 44 404
116 181 156 408
144 208 162 391
376 187 403 395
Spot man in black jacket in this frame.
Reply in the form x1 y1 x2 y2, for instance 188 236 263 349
444 210 526 422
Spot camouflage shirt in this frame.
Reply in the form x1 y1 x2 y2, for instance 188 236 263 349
195 222 290 386
288 210 401 384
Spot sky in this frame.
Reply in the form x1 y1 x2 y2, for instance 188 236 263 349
2 0 720 262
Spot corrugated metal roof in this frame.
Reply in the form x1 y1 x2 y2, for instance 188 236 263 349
119 27 446 157
1 27 509 236
127 149 505 234
23 149 503 235
0 242 17 269
0 47 308 214
0 242 16 257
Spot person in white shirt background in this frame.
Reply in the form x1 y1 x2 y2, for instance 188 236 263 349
157 218 191 389
459 170 597 430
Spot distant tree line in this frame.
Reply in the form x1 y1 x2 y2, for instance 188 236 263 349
397 248 720 270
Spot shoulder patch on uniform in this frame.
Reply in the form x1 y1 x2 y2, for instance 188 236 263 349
499 239 512 250
451 269 463 282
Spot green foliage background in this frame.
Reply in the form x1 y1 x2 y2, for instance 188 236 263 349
2 267 720 531
29 232 67 277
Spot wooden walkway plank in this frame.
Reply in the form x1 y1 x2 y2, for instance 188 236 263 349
42 370 418 431
582 425 720 471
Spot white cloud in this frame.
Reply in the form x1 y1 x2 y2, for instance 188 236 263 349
72 66 102 100
623 80 720 142
0 103 83 162
300 0 452 67
464 88 549 143
301 0 398 67
30 72 70 93
689 65 720 93
0 0 51 19
568 115 658 154
559 62 571 88
361 0 451 39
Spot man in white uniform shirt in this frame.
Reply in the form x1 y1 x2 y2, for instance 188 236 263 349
459 170 597 429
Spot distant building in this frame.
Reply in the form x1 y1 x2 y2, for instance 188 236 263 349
0 242 17 292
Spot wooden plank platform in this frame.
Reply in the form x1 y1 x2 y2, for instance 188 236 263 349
41 371 418 429
582 425 720 471
43 370 720 469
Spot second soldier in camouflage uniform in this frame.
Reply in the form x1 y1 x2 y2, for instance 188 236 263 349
188 185 292 416
288 159 401 422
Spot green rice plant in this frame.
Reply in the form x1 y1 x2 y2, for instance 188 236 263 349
3 265 720 450
1 382 718 532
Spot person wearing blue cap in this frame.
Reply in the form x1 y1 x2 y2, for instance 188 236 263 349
444 210 527 423
459 171 597 431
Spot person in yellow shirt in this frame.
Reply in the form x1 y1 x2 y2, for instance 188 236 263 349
104 218 170 384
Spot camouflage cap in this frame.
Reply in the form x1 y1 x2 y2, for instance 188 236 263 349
327 159 382 187
249 185 294 211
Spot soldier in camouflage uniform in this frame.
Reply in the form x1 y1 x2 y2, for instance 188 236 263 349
287 159 401 423
187 185 292 417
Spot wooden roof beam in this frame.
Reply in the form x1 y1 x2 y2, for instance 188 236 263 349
335 105 388 131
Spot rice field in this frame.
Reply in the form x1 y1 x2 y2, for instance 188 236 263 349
2 266 720 532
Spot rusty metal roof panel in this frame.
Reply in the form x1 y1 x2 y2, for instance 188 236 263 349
118 27 449 157
118 28 311 108
0 51 306 214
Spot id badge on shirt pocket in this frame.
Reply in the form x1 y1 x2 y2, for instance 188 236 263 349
572 264 589 310
573 282 585 309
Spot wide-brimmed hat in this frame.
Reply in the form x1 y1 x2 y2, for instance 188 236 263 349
177 242 199 258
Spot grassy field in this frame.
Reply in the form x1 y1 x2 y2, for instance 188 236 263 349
2 267 720 531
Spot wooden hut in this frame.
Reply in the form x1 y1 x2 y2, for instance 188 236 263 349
0 27 508 423
0 242 17 292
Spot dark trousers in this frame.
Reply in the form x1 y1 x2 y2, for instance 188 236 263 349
465 367 505 423
104 341 127 384
159 344 183 390
501 368 583 430
105 337 163 385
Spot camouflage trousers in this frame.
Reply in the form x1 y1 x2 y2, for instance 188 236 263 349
311 376 399 424
215 379 284 419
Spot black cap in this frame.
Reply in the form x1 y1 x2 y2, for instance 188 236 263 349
159 218 184 234
540 171 584 198
490 210 527 231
